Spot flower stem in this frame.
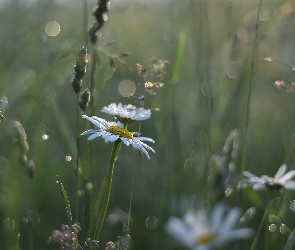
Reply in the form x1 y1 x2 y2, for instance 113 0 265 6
75 94 80 222
93 140 122 241
240 0 263 176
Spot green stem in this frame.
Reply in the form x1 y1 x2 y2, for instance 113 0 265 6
75 94 80 222
251 195 270 250
88 174 108 238
127 165 136 228
93 140 122 241
240 0 263 176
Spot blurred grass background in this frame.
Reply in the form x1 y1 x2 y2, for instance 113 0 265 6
1 0 295 249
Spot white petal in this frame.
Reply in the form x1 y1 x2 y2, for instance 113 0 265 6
243 171 258 179
130 141 150 159
282 181 295 190
166 218 192 247
274 164 287 180
134 136 155 143
215 228 253 245
211 203 224 231
87 133 101 140
279 170 295 183
219 208 241 232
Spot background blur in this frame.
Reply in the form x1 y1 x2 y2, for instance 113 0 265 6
1 0 295 249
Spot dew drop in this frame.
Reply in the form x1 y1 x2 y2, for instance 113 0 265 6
3 218 15 230
30 122 47 142
42 134 49 140
145 216 158 229
269 223 277 233
224 188 234 197
280 224 288 234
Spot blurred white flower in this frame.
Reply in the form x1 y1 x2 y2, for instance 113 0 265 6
166 203 253 250
101 102 151 124
243 164 295 190
81 115 155 159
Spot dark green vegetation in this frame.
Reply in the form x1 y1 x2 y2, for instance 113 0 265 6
1 0 295 249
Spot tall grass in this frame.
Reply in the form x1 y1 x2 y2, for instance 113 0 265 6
1 0 295 249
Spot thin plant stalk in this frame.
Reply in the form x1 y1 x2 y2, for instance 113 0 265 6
93 140 122 242
83 0 89 48
75 94 80 222
240 0 263 176
88 174 108 238
251 195 270 250
127 156 138 228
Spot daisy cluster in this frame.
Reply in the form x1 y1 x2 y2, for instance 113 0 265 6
242 164 295 191
81 103 154 159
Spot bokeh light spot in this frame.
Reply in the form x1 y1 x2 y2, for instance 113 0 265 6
45 21 60 36
24 210 40 228
3 218 15 230
118 80 136 97
145 216 158 229
42 134 49 140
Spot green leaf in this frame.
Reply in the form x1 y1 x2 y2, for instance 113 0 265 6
56 176 73 225
241 187 264 210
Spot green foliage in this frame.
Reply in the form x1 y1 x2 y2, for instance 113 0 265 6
1 0 295 249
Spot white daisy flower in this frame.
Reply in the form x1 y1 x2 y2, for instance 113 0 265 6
243 164 295 190
81 115 155 159
101 102 151 124
166 203 253 250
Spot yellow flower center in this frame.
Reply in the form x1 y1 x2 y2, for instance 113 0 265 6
195 233 216 244
269 177 275 183
106 125 133 139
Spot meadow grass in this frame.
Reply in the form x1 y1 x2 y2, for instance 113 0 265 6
1 0 295 249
